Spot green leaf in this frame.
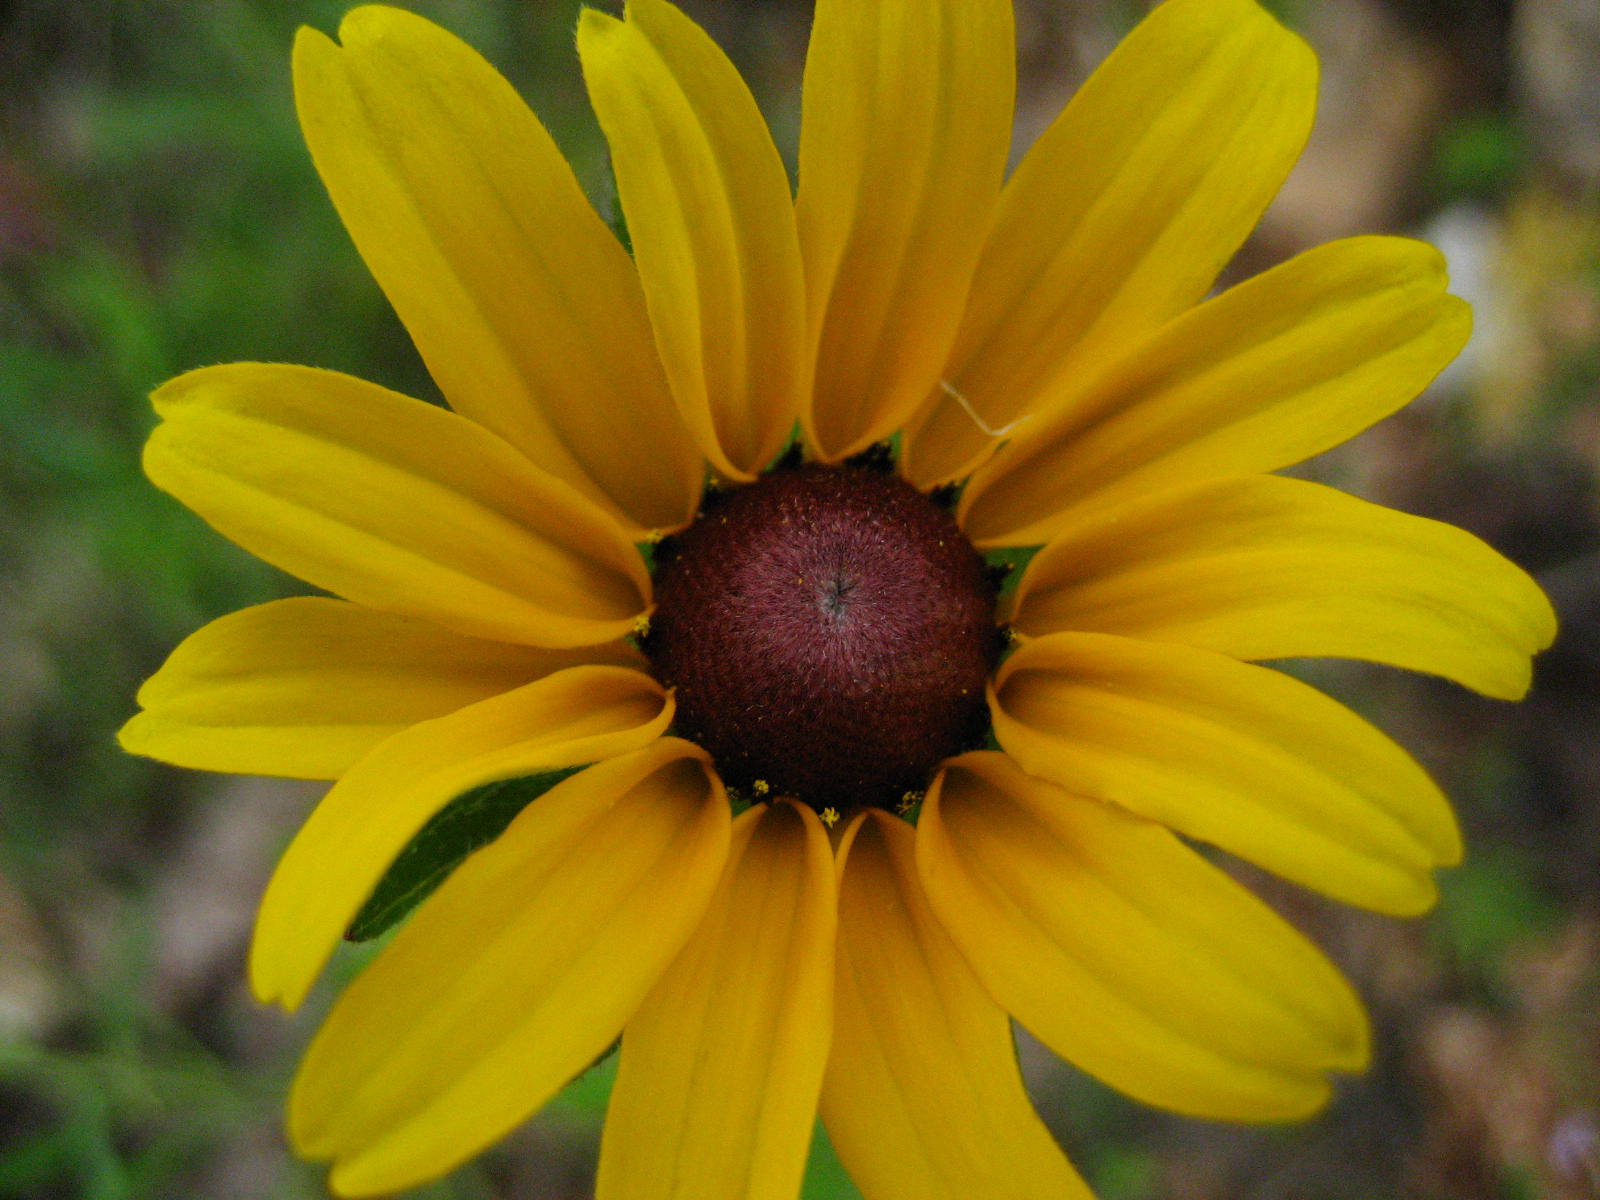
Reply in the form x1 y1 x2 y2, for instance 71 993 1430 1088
345 766 588 942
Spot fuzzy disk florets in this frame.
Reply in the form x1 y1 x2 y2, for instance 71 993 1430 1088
644 462 999 814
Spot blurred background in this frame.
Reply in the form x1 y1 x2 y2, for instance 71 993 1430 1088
1 0 1596 1196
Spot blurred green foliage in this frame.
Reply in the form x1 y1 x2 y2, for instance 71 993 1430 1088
1433 112 1524 203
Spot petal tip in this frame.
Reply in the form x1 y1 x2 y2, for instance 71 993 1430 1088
576 5 624 47
246 959 288 1011
291 21 337 55
335 3 424 46
1441 291 1474 350
249 907 318 1014
113 713 146 756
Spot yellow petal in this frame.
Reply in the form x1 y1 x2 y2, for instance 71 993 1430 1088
990 632 1460 915
579 0 806 481
117 597 643 779
597 799 835 1200
289 739 731 1197
293 7 701 535
959 236 1473 546
797 0 1013 460
820 810 1093 1200
1009 474 1556 700
903 0 1317 487
250 666 673 1011
919 752 1369 1120
146 364 650 648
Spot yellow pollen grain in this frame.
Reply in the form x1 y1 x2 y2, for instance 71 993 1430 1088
896 791 924 815
820 807 841 829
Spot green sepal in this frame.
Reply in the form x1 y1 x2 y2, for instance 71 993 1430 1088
983 543 1039 598
344 765 588 942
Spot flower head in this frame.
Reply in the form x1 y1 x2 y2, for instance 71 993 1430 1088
119 0 1556 1196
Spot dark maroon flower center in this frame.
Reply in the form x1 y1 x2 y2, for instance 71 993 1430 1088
643 460 999 814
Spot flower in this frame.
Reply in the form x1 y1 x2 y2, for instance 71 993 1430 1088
119 0 1556 1196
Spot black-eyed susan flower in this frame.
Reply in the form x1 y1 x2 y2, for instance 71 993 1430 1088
119 0 1557 1195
